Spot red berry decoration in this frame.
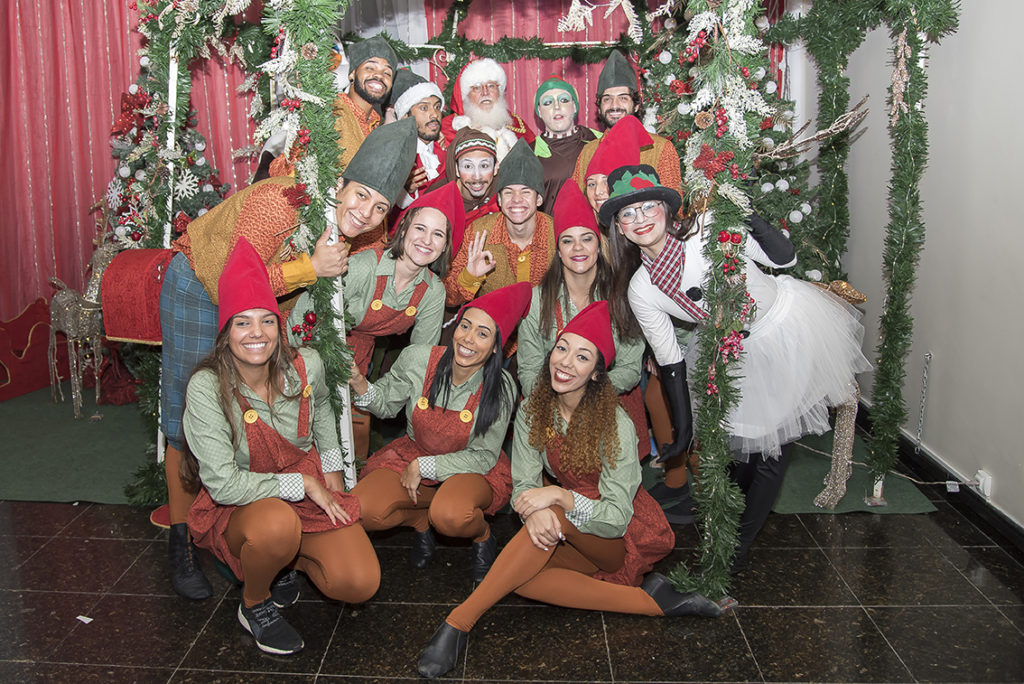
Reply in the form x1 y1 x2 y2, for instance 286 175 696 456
130 231 142 241
730 233 742 244
718 230 730 243
304 311 317 325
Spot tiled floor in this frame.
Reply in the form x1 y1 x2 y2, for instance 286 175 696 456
2 473 1023 683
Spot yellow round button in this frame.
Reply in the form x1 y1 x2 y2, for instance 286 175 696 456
517 254 526 263
370 299 384 311
243 409 259 424
302 384 312 398
405 305 417 317
416 396 429 410
459 409 473 423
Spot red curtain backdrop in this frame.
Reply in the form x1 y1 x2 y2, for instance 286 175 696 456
0 2 257 321
425 0 650 133
0 1 785 322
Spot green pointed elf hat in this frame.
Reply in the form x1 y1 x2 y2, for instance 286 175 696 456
597 50 637 96
342 118 418 207
496 138 544 195
347 34 398 74
598 164 681 226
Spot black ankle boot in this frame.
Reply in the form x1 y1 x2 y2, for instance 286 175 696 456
417 622 468 678
641 572 726 617
409 527 436 569
168 523 213 600
649 481 694 507
469 534 497 582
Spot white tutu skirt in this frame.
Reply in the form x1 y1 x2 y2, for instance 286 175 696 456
688 275 871 459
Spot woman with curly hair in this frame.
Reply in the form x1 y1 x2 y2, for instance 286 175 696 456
416 301 727 679
183 239 379 656
517 179 650 460
348 282 531 582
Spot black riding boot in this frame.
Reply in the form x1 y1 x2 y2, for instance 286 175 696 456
168 523 213 600
653 360 693 464
731 445 791 574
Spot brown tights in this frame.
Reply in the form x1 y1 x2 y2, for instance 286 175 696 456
446 506 661 632
352 469 493 542
165 445 197 525
224 498 380 607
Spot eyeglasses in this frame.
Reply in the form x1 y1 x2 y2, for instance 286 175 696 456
469 81 500 94
617 201 662 224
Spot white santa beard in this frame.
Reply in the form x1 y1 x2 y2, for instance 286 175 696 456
463 96 513 131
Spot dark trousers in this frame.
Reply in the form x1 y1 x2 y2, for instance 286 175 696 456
731 442 793 559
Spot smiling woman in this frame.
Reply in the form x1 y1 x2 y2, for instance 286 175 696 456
182 239 379 657
347 282 531 583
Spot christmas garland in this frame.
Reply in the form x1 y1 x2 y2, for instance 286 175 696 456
259 0 354 433
769 0 958 485
118 0 273 505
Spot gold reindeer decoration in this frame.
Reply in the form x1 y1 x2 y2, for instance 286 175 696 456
48 206 118 419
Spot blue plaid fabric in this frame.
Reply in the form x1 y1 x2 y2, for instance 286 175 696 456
160 252 219 450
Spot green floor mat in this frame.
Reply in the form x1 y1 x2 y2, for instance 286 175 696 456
773 432 936 514
0 384 151 504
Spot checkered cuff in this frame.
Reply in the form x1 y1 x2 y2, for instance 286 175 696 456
278 473 305 502
417 456 437 480
352 382 377 408
564 491 595 526
320 447 343 472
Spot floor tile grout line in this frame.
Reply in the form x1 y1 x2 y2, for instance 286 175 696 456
600 611 615 682
168 582 232 683
859 605 919 683
731 609 765 684
993 604 1024 639
314 599 347 679
935 543 1008 608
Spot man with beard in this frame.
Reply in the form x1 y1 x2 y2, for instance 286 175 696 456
441 58 535 162
570 51 682 209
334 35 397 172
389 69 447 209
444 139 553 310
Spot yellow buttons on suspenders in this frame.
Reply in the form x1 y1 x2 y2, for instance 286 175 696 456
459 409 473 423
370 299 384 311
416 396 429 410
302 384 312 398
516 254 527 263
405 305 417 317
243 409 259 424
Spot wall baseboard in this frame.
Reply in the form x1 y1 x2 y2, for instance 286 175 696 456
855 402 1024 556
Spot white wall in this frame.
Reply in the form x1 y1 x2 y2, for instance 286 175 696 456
791 1 1024 528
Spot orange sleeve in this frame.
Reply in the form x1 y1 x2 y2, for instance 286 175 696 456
232 182 300 297
443 235 480 307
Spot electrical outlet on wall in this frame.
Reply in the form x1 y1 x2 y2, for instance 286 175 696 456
974 470 993 498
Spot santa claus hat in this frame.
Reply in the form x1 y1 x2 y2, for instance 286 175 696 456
217 237 281 332
459 281 531 343
558 300 615 368
553 180 600 241
391 68 445 120
451 58 507 115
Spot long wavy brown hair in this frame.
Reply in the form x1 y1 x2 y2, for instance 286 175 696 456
179 317 298 493
524 349 620 478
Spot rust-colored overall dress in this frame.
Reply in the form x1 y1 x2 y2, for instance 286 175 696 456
360 346 512 516
189 354 362 580
546 435 673 586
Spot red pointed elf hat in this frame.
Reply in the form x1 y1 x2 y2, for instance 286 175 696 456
553 179 600 241
559 300 615 368
459 281 531 343
585 115 650 180
391 180 468 255
217 237 281 332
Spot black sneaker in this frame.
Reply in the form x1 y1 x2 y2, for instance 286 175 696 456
237 597 304 655
271 570 300 608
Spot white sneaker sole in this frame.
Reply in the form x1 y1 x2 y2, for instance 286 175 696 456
237 604 305 655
